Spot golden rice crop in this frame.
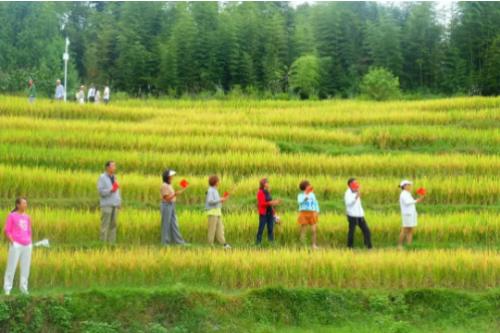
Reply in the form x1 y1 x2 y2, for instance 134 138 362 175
5 208 496 247
0 165 498 206
4 247 496 290
1 144 498 177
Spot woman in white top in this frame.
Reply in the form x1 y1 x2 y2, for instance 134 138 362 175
398 180 425 249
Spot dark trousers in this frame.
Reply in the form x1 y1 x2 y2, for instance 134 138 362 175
347 216 372 249
256 214 274 244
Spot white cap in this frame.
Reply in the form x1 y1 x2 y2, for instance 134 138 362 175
169 170 176 177
400 180 412 188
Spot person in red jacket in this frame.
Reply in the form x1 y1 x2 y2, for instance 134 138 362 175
256 178 281 245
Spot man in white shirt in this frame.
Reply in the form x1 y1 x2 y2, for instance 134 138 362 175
344 178 372 249
54 79 64 100
103 86 110 104
87 84 96 103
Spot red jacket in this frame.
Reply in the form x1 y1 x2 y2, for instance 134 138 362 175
257 189 274 216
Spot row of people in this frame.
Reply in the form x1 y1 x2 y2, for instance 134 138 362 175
24 79 111 104
98 161 425 250
3 161 424 295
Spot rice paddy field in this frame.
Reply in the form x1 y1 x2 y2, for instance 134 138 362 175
0 95 498 332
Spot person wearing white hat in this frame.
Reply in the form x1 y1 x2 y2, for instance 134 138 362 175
398 180 425 249
160 169 188 245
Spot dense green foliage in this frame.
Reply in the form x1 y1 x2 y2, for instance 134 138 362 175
0 287 498 332
1 2 500 98
360 68 400 101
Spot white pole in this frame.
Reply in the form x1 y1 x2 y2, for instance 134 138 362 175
63 37 70 102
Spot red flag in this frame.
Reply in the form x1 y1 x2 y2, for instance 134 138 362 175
180 179 189 188
416 187 426 196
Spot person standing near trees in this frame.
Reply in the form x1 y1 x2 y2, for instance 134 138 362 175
27 79 36 103
97 161 121 244
55 79 64 101
3 197 32 295
87 84 96 103
256 178 281 245
398 180 424 249
160 169 188 245
103 85 110 104
344 178 372 249
77 85 85 104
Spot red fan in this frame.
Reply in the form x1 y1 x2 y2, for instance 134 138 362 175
112 182 119 192
179 179 189 188
350 181 360 191
416 187 427 196
223 191 230 197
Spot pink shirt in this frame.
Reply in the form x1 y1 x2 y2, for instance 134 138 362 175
4 212 32 245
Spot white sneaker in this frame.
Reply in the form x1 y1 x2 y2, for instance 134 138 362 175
223 244 231 249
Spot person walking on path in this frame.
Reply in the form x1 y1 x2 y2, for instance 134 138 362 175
55 79 64 101
160 169 188 245
77 85 85 104
27 79 36 103
87 84 96 103
103 85 110 104
344 178 372 249
3 197 32 295
97 161 121 244
205 175 231 249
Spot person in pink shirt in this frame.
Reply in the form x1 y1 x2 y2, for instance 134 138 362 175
3 197 32 295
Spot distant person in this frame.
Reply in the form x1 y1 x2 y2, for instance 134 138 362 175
103 85 110 104
256 178 281 245
55 79 64 101
27 79 36 103
344 178 372 249
160 169 188 245
77 86 85 104
97 161 121 244
3 197 32 295
205 175 230 249
88 84 96 103
95 89 101 104
398 180 424 249
297 180 320 249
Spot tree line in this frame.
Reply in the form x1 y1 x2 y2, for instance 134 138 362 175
0 1 500 99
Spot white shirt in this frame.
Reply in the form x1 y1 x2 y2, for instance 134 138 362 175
400 190 417 215
55 84 64 99
344 189 364 217
103 87 110 99
88 87 96 98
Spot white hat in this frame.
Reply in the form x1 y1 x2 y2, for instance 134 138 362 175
168 170 176 177
400 180 412 188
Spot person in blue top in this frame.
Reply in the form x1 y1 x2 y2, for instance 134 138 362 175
297 180 320 249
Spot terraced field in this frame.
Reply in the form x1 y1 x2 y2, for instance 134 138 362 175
0 96 498 332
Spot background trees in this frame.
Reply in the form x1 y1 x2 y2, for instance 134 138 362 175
1 1 500 98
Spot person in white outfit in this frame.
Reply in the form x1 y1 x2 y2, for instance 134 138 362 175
344 178 372 249
77 85 85 104
398 180 425 249
87 84 96 103
3 197 33 295
103 86 110 104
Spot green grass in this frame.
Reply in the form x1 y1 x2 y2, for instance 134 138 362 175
0 287 498 332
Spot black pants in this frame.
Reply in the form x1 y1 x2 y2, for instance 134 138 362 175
256 214 274 244
347 216 372 249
